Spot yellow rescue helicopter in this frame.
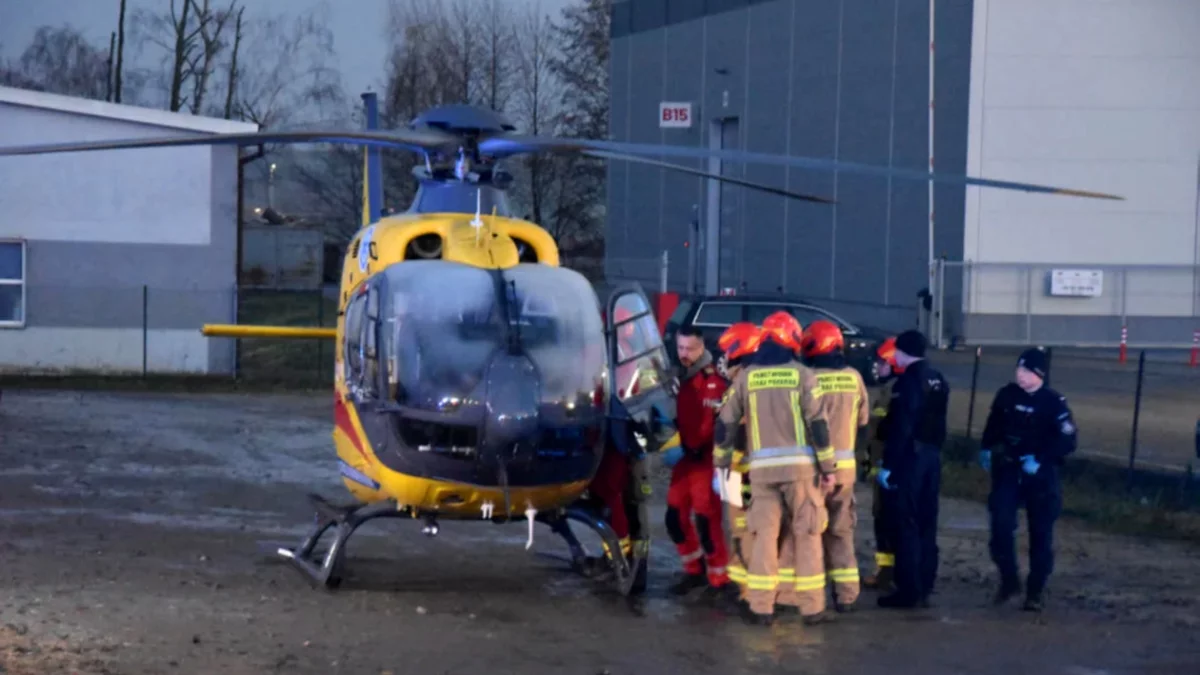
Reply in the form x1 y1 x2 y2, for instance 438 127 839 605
0 94 1122 597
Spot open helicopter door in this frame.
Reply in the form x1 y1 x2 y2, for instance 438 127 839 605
603 284 677 453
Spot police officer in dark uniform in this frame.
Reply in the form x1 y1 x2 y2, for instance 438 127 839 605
876 330 950 610
978 347 1077 612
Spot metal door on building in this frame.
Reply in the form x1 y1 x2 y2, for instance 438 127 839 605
704 117 743 295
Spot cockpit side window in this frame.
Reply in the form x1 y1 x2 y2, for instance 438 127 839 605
343 288 381 401
344 292 366 383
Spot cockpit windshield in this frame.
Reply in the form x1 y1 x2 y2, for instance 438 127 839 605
408 183 513 218
379 260 606 410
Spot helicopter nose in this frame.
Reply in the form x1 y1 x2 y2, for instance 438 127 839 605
481 353 541 462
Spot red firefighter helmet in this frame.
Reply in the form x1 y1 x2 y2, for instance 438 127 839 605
801 319 845 358
718 322 764 362
876 336 900 370
760 311 804 353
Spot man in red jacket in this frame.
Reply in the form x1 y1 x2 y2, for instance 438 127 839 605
663 324 733 600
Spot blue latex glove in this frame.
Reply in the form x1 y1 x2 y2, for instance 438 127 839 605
712 471 722 496
1020 455 1041 476
979 449 992 472
876 468 894 490
661 446 685 468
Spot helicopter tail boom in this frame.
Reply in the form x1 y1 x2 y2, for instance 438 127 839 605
201 324 336 339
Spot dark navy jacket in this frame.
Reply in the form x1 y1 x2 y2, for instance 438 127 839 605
882 359 949 471
981 383 1078 466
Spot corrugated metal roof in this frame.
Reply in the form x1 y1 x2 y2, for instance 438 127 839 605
0 85 258 135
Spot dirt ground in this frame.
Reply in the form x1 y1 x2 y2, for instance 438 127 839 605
2 389 1199 675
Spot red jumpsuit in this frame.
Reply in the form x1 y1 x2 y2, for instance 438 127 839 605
667 361 730 586
587 328 643 559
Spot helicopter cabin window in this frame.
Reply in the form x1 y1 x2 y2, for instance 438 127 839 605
411 183 512 217
342 288 382 399
610 292 669 401
0 240 25 327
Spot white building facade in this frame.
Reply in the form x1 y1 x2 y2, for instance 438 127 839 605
0 86 257 374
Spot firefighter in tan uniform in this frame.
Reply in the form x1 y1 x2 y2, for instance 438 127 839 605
861 337 900 591
713 322 763 603
800 320 870 612
714 311 837 626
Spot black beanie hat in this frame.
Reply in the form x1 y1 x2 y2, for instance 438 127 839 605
1017 348 1048 379
894 330 927 358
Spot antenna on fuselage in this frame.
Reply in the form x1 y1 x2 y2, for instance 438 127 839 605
472 187 484 244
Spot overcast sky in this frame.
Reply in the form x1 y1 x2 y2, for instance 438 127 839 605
0 0 574 96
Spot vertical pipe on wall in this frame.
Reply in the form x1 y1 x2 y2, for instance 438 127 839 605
781 0 798 293
830 0 846 299
883 0 901 306
360 91 383 224
928 0 937 276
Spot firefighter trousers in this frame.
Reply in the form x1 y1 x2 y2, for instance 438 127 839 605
885 444 941 603
745 476 827 617
822 476 860 605
665 457 729 586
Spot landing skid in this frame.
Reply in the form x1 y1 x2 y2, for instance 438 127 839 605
273 494 644 598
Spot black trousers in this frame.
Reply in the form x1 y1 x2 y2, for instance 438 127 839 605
988 463 1061 596
872 479 895 565
885 443 941 602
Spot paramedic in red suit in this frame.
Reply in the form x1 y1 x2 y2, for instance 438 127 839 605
662 324 734 600
586 305 645 572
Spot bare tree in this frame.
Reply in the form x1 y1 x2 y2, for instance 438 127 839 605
546 0 611 252
185 0 238 115
510 5 559 230
481 0 516 112
13 26 111 100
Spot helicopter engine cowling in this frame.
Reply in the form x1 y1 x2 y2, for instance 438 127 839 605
479 351 541 468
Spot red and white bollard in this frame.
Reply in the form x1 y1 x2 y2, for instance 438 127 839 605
1119 324 1128 364
1190 329 1198 368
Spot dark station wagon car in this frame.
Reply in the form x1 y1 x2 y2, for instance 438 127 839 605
663 294 892 384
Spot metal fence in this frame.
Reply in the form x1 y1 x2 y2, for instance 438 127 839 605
929 261 1200 350
933 345 1200 508
0 284 334 382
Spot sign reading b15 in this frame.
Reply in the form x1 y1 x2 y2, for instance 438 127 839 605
659 102 693 128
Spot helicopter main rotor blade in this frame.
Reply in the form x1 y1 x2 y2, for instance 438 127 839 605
581 149 836 205
0 129 460 158
480 135 1124 201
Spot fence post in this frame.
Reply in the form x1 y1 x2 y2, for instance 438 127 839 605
1119 323 1128 364
965 346 982 445
660 249 669 294
1025 266 1033 344
1127 349 1146 490
142 285 148 377
1044 347 1053 388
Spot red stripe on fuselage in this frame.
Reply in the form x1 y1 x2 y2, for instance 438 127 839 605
334 394 371 463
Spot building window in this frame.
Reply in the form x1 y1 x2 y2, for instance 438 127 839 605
0 239 25 328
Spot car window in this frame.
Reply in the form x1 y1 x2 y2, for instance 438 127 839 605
692 301 742 326
745 304 851 332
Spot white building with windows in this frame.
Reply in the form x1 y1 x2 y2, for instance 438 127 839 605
0 85 257 374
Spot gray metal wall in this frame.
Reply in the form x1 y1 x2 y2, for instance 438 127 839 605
607 0 974 332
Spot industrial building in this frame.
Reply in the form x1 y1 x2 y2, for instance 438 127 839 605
0 85 256 374
606 0 1200 347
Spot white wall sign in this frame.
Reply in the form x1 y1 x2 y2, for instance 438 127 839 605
1049 269 1103 297
659 102 693 128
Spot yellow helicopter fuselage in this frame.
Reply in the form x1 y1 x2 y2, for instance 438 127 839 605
325 211 594 520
